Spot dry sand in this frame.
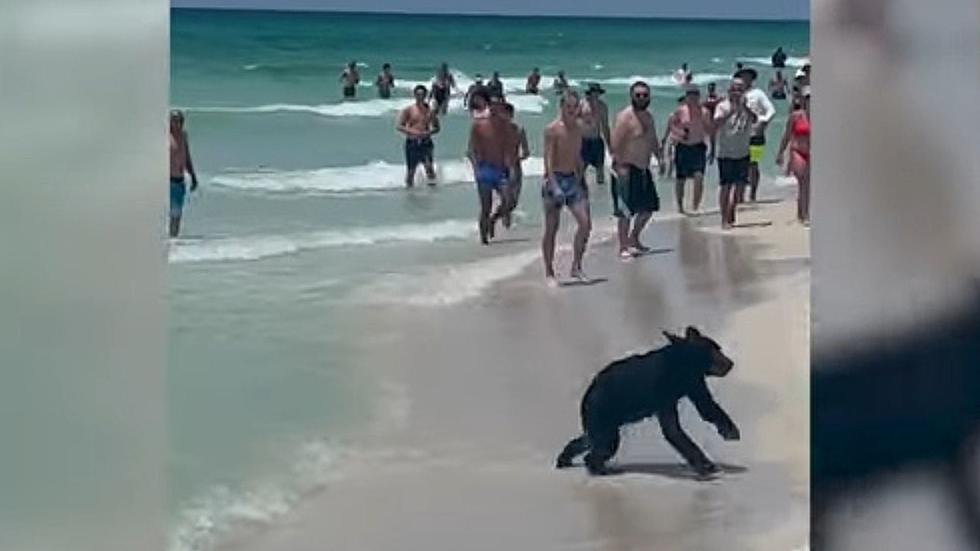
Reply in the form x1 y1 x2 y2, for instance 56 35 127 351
224 199 810 551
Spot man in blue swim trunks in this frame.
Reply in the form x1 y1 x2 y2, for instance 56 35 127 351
169 110 198 238
468 88 517 245
542 90 592 286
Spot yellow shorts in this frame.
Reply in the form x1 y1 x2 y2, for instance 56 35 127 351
749 145 765 164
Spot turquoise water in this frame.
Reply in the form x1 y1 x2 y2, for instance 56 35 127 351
168 8 808 550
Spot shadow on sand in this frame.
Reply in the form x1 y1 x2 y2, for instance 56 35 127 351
560 277 610 288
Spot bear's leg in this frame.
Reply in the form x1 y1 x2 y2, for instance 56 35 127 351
658 404 717 476
556 434 589 469
584 429 620 476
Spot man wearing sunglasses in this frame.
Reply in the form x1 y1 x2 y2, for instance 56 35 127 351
610 81 666 259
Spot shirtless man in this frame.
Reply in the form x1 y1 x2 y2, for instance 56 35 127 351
703 81 722 116
468 88 517 244
669 84 712 214
503 103 530 225
397 85 441 187
429 63 456 115
376 63 395 99
660 96 684 179
553 70 569 96
464 74 485 110
542 90 591 286
339 61 360 99
769 70 788 100
526 68 542 94
488 71 505 99
610 81 665 259
169 110 198 238
467 84 491 119
578 83 611 185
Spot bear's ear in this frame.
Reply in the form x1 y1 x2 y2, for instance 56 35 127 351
685 326 702 339
663 331 683 344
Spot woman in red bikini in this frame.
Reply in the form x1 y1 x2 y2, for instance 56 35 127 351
776 85 810 225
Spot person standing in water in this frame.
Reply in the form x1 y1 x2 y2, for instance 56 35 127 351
769 70 788 100
542 90 592 286
397 85 441 187
735 68 775 203
710 78 757 229
488 71 505 99
669 84 711 215
771 47 788 68
376 63 395 99
578 83 611 185
339 61 360 99
673 62 691 85
468 88 516 244
703 81 722 117
502 103 530 226
610 81 665 260
169 110 198 238
429 63 455 115
464 74 485 110
776 85 810 225
553 70 570 96
526 68 541 94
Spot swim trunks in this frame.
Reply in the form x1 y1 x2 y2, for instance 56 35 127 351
405 137 434 171
749 135 766 164
475 162 509 192
718 156 750 186
343 86 356 99
169 177 186 217
611 165 660 218
674 142 708 179
580 137 605 168
542 172 586 208
432 85 448 106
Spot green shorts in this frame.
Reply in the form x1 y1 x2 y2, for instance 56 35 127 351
749 144 765 164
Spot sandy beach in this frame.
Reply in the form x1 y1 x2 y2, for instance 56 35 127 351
218 198 809 551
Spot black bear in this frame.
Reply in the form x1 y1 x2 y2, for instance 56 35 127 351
556 326 740 477
811 292 980 549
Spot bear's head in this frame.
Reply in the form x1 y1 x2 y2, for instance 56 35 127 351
663 326 734 377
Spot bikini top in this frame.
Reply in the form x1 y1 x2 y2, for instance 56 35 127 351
792 113 810 137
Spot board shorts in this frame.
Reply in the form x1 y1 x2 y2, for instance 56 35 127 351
432 86 449 107
343 86 356 98
674 142 708 179
542 172 587 208
580 137 605 168
718 157 750 186
611 165 660 218
749 134 766 164
169 177 186 217
475 162 510 192
405 137 434 171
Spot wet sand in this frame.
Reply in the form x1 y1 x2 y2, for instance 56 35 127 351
224 200 810 551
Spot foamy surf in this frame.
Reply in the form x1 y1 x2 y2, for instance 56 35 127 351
355 225 618 307
738 56 809 68
168 219 477 264
178 93 547 119
210 157 546 194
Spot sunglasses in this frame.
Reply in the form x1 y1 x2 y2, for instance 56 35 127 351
633 93 650 99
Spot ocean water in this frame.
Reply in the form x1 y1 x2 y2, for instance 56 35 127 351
168 9 808 550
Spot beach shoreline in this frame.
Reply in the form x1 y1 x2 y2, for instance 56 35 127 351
210 198 809 551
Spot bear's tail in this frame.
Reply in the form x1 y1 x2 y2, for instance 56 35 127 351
555 434 589 469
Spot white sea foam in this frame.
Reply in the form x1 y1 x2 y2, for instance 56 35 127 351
595 72 732 89
168 219 477 264
355 225 620 307
209 157 546 194
738 56 810 68
180 90 547 119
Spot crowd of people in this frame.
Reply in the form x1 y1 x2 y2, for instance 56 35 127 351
168 49 811 288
